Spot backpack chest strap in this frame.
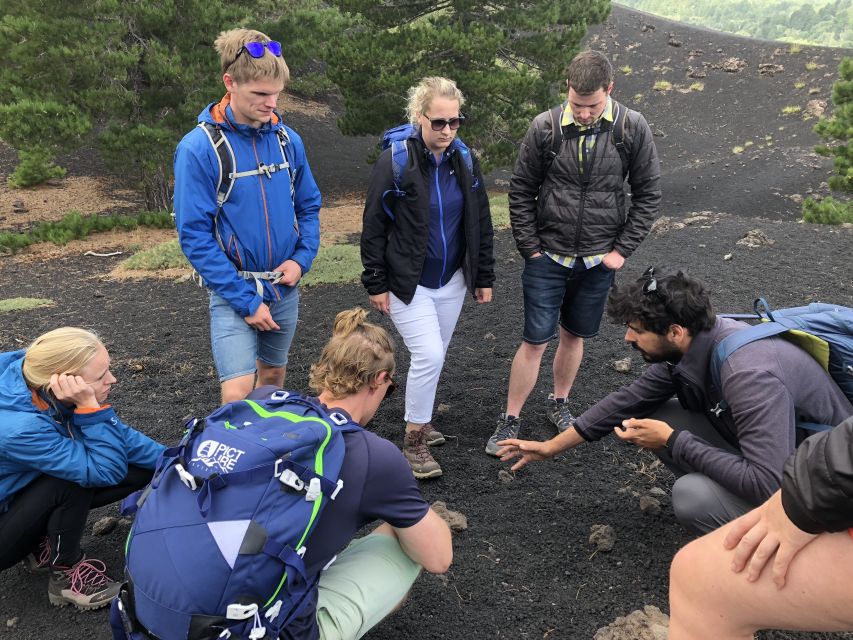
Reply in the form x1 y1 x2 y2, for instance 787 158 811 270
230 160 290 180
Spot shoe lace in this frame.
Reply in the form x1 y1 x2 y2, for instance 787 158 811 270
64 558 112 595
493 417 519 442
35 537 51 568
406 431 434 463
554 403 575 426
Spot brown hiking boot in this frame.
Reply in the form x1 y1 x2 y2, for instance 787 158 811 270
403 429 443 479
423 423 446 446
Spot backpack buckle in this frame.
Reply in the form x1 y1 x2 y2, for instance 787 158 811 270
328 411 348 426
710 402 724 417
175 463 197 490
330 479 344 500
305 477 321 502
278 468 304 492
270 390 290 401
226 603 258 620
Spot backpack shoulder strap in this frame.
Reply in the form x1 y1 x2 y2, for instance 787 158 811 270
450 138 479 189
381 139 410 221
198 122 236 208
611 100 630 178
544 104 563 172
276 127 296 205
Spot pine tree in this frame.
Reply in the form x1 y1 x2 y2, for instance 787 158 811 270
803 57 852 224
324 0 611 170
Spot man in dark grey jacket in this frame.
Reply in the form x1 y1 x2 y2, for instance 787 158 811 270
485 50 661 456
496 269 853 534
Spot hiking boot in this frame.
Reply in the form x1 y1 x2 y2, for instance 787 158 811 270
422 423 446 446
47 556 121 610
23 536 52 575
547 394 576 433
403 429 443 479
485 413 521 456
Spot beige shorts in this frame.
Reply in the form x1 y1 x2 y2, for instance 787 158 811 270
316 532 422 640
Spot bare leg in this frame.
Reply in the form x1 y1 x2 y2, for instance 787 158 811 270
505 341 548 417
220 374 255 405
669 522 853 640
256 361 285 388
552 327 583 399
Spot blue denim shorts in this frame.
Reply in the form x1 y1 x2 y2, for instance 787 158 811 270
208 288 299 382
521 257 615 344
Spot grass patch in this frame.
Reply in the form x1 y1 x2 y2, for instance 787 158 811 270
489 193 510 229
789 44 802 54
633 92 644 102
805 61 819 71
0 210 174 254
122 239 188 271
653 80 672 91
302 244 362 286
0 297 54 313
781 105 802 115
620 65 632 75
732 146 745 154
794 81 806 89
803 197 853 224
744 140 754 148
689 82 704 91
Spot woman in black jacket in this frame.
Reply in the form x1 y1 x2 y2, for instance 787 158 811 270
360 76 495 480
668 415 853 639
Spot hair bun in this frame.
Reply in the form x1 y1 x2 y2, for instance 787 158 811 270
332 307 369 337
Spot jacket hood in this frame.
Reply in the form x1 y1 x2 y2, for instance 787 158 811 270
0 350 36 413
197 94 283 136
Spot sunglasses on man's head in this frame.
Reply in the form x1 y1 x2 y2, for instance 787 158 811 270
233 40 283 63
423 115 465 132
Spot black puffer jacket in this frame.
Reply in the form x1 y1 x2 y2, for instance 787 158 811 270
781 415 853 534
509 101 661 259
361 136 495 305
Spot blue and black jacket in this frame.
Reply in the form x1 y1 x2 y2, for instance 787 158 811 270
174 95 321 318
361 133 495 304
0 351 165 512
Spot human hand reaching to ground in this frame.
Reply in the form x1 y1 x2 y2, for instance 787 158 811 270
602 250 625 270
50 373 99 409
496 438 556 471
613 418 673 449
274 259 303 286
369 292 390 315
723 490 817 588
244 303 280 331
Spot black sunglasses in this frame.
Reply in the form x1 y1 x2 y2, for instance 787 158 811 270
230 40 283 68
423 114 465 132
383 374 398 400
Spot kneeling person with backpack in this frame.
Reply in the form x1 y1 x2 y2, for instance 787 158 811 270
113 308 452 640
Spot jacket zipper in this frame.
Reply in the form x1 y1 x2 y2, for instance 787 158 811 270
435 155 448 286
573 131 600 255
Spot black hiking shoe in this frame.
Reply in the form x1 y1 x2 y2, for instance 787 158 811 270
47 556 121 610
546 394 576 433
485 413 521 456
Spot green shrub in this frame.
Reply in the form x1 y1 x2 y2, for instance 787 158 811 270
7 148 66 188
122 239 189 270
803 196 853 224
781 105 802 115
620 65 632 75
653 80 673 91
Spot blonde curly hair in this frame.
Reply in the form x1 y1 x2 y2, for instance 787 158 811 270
309 308 395 399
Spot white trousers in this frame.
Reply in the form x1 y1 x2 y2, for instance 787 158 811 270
389 269 467 424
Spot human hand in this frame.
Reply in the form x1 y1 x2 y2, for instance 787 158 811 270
528 251 543 259
602 250 625 270
50 373 99 409
244 303 280 331
369 292 390 315
496 438 556 472
613 417 673 449
274 259 303 286
723 490 817 588
475 288 492 304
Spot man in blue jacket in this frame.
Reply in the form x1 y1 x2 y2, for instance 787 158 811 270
174 28 321 403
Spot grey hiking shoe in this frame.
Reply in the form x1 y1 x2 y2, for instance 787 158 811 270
547 394 576 433
485 413 521 456
403 429 443 479
48 556 121 610
23 536 52 575
423 424 446 446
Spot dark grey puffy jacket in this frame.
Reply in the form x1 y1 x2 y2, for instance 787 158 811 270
508 101 661 259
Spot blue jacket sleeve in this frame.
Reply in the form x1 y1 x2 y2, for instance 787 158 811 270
6 408 130 487
173 137 262 317
122 422 166 470
286 129 321 275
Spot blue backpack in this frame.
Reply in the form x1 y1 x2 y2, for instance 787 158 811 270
379 123 478 220
710 299 853 432
112 388 361 640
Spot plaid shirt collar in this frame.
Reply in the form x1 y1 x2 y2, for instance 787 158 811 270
561 95 614 129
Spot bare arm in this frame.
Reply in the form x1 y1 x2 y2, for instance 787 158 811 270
392 507 452 574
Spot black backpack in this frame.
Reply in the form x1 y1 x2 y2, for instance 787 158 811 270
543 100 631 179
